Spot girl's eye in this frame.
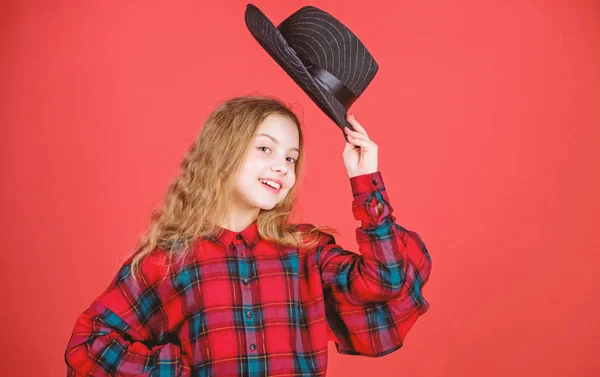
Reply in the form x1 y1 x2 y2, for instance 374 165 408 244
259 146 296 164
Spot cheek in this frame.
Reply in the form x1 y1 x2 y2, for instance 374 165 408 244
238 159 260 181
286 175 297 191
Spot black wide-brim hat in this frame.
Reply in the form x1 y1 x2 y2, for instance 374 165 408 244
245 4 378 139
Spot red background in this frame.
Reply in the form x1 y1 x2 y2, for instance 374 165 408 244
1 1 599 376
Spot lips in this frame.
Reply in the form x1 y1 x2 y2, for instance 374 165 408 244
260 178 283 188
259 178 282 194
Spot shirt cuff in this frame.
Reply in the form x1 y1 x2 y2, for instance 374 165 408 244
350 171 392 228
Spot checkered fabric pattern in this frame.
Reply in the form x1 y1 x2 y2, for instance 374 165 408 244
65 171 431 377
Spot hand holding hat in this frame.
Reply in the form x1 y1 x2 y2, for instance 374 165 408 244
343 114 378 178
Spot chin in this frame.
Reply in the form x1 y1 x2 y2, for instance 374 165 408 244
244 186 288 211
257 199 279 211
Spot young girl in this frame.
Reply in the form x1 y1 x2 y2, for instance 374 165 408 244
64 96 432 377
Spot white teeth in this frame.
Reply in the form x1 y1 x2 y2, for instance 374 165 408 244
259 178 281 190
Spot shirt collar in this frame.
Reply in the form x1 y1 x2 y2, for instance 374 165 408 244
204 221 261 249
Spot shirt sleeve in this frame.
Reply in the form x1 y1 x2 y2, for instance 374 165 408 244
316 171 432 357
64 251 193 377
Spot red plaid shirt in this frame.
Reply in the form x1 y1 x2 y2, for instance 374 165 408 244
65 171 432 376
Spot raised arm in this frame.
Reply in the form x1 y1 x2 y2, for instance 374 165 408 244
317 171 432 306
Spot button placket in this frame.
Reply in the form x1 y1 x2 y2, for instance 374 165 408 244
235 240 258 356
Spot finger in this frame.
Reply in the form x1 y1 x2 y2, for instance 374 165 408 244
343 139 355 153
346 134 372 148
343 130 355 145
346 114 369 137
345 114 364 133
345 127 370 141
344 134 360 152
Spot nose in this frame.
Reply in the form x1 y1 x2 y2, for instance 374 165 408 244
270 158 289 174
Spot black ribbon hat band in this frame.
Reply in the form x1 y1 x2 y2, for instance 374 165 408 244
294 52 358 110
307 65 357 110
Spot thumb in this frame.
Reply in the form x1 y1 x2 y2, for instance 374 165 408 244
343 140 355 154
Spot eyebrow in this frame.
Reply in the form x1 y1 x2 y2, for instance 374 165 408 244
257 133 300 153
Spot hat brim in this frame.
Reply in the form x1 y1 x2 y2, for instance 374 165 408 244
245 4 353 138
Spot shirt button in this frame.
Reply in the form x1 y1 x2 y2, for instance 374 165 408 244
246 310 253 319
236 234 242 240
249 344 256 351
372 179 378 185
242 278 249 285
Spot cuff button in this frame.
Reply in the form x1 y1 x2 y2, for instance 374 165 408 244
372 179 378 185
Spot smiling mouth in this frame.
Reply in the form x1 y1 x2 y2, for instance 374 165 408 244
258 179 281 194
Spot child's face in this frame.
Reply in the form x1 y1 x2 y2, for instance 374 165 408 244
233 113 300 215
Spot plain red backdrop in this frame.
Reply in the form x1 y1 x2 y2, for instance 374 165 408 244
1 0 599 376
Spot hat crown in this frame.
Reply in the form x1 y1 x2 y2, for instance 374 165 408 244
277 6 378 97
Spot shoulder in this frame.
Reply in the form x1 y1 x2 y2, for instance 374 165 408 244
293 223 336 249
117 247 172 287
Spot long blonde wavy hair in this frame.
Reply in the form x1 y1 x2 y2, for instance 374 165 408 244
129 95 337 281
